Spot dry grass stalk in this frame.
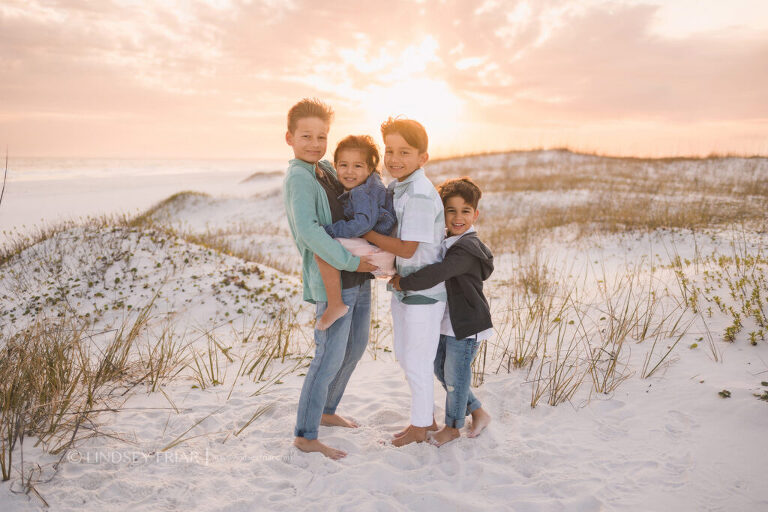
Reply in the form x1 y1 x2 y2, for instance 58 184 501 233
367 281 393 360
190 334 228 389
138 322 188 393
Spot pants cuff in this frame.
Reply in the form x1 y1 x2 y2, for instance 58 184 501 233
322 407 336 415
467 399 482 415
444 414 466 429
294 428 319 440
412 415 435 427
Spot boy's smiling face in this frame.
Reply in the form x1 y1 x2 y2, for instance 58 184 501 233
285 116 329 164
335 149 372 190
383 133 428 182
444 195 479 236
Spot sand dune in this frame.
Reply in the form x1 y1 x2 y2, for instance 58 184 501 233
2 151 767 511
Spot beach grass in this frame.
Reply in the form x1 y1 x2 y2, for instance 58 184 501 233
2 149 768 501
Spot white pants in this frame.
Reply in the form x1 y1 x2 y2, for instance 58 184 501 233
391 296 446 427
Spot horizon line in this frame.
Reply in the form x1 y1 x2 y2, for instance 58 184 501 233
7 146 768 163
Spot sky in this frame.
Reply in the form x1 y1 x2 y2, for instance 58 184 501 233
1 0 767 159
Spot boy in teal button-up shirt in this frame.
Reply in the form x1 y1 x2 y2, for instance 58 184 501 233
282 98 375 460
283 157 362 303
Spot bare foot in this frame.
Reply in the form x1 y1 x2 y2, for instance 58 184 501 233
392 425 427 448
316 304 349 331
293 437 347 460
321 413 359 428
467 408 491 438
394 418 438 438
430 426 461 447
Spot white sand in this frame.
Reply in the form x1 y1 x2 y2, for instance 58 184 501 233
2 152 767 511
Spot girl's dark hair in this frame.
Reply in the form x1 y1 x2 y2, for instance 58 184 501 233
333 135 381 173
438 177 482 209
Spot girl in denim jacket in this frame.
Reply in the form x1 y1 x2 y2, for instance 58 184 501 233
315 135 397 330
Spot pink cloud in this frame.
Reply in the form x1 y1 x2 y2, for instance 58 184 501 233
0 0 766 157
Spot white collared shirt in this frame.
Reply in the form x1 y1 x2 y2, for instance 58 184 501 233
390 168 447 303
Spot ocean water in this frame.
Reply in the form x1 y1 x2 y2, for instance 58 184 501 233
0 157 285 234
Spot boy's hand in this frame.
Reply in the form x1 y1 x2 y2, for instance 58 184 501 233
356 255 377 273
389 275 402 291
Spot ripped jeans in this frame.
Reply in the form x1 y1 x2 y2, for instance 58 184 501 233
434 334 483 428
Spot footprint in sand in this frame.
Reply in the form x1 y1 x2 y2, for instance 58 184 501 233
664 410 698 437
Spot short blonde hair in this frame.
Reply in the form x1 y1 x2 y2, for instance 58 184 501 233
287 98 334 133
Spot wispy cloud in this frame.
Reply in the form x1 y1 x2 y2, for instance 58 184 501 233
0 0 766 157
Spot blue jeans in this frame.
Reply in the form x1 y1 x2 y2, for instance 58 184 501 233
434 334 483 428
294 280 371 440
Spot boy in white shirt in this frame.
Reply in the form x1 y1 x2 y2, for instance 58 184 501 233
362 117 446 447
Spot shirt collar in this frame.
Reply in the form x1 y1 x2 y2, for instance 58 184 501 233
392 168 425 192
443 226 476 252
290 159 337 181
289 158 315 172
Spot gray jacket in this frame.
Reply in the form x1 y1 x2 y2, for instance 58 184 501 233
398 232 493 339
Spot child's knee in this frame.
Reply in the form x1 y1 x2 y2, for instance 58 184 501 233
442 373 458 392
441 365 462 392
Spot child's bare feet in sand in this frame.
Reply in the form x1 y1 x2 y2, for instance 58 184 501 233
321 413 359 428
393 418 438 438
392 425 428 447
293 437 347 460
467 407 491 438
316 304 349 331
430 425 461 447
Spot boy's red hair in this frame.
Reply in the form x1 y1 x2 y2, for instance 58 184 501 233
380 117 428 153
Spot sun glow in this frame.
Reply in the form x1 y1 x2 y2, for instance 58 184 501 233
356 79 464 156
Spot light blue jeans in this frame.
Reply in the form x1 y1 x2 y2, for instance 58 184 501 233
434 334 483 428
294 280 371 440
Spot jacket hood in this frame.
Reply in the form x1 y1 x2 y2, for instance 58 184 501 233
456 232 494 280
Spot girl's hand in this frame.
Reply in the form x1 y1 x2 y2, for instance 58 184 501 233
389 275 402 291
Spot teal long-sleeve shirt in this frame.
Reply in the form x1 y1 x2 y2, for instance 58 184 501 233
282 158 361 303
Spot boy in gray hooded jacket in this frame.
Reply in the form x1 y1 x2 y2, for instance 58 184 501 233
390 177 493 446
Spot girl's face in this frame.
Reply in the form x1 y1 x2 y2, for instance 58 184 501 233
335 149 372 190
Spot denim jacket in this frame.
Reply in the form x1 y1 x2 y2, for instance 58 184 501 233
324 172 396 238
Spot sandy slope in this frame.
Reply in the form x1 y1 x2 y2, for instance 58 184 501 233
3 344 766 511
2 151 768 511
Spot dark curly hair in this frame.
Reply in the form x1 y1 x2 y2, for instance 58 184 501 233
437 177 482 209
